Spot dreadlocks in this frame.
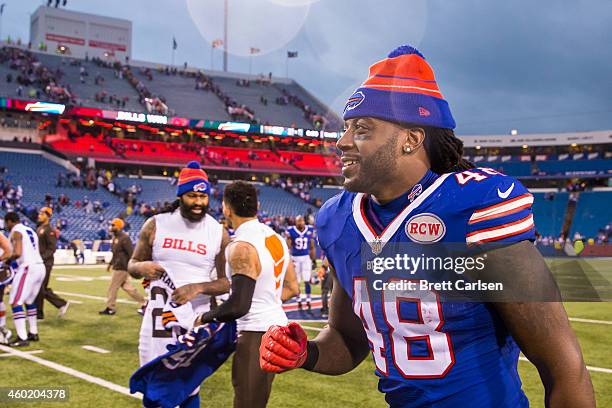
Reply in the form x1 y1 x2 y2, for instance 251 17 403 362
421 126 474 174
156 199 180 215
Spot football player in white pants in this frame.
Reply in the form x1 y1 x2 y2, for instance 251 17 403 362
285 216 316 310
128 162 230 408
0 231 13 344
4 212 45 347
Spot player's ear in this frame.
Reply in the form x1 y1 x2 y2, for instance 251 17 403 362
402 127 425 154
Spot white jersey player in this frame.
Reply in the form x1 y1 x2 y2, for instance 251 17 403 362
285 215 316 310
4 212 45 347
128 162 229 408
194 181 299 408
0 231 13 344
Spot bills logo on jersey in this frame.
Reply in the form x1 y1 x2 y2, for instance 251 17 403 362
407 184 423 202
193 182 209 192
405 213 446 243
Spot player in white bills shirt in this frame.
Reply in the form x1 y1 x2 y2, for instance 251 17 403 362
195 181 298 408
128 162 230 408
3 212 45 347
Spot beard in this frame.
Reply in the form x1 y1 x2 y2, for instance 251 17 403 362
344 137 400 193
179 199 208 222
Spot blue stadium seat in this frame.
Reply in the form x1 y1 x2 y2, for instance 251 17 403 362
531 192 568 238
570 191 612 238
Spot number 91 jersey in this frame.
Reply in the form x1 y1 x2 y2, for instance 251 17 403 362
316 168 534 408
286 225 314 257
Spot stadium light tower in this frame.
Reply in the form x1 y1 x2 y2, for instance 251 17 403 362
223 0 228 72
511 129 518 136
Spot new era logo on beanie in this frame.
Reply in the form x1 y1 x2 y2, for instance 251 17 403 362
343 45 455 129
176 161 211 196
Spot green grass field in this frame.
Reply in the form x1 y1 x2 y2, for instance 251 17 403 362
0 259 610 407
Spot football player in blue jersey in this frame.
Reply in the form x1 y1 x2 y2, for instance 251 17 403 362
259 45 595 407
285 215 316 310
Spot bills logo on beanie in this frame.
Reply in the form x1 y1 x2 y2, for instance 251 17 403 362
176 161 211 196
343 45 455 129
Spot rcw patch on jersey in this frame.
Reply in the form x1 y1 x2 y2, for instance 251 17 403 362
405 213 446 243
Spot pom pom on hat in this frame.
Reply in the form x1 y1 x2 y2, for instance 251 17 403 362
387 45 425 59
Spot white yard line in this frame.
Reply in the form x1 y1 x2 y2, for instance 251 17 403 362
0 345 141 399
0 349 44 357
569 317 612 326
519 356 612 375
300 325 324 332
54 265 107 270
66 299 84 304
55 275 111 282
297 323 612 375
81 345 111 354
55 291 138 304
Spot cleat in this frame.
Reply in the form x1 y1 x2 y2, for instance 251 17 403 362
307 301 311 311
98 308 116 316
320 308 329 319
297 301 303 310
27 333 39 342
8 337 29 347
58 301 70 318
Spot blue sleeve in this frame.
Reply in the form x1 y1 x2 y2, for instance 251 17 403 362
315 192 349 252
464 175 535 244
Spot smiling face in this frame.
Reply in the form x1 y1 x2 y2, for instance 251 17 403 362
338 117 405 194
179 191 209 222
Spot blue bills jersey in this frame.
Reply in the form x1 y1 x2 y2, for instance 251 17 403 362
287 225 315 257
316 168 535 408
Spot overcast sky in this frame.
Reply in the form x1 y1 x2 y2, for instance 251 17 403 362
4 0 612 135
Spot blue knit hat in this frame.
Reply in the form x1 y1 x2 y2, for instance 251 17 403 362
176 161 211 196
343 45 455 129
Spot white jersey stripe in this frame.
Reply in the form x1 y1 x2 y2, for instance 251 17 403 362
352 173 452 254
466 214 534 243
469 194 534 224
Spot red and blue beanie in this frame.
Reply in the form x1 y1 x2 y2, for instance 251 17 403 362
176 161 210 196
343 45 455 129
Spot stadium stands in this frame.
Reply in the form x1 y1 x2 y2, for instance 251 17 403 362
113 176 316 217
211 76 313 128
35 53 143 112
47 135 342 175
0 43 342 131
50 134 117 160
132 71 231 120
310 186 342 203
570 191 612 238
0 150 145 242
531 192 569 238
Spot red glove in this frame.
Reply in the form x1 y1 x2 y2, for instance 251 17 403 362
259 322 308 373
